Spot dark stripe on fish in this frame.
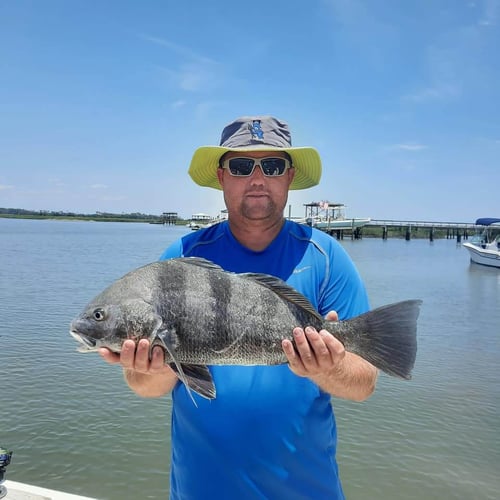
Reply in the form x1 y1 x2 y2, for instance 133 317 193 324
155 261 187 330
208 269 232 349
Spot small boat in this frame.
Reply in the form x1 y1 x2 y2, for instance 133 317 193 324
187 210 228 231
301 202 371 231
462 218 500 268
186 213 213 230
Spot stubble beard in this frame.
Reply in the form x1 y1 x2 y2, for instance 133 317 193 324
239 195 285 221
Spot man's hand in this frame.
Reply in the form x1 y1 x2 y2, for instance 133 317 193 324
99 340 178 398
282 310 377 401
282 311 344 378
99 339 168 375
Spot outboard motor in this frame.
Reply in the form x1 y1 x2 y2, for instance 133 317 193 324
0 447 12 499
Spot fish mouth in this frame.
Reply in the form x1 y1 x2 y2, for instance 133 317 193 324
70 330 98 352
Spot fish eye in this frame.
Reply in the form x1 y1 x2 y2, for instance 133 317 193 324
93 308 106 321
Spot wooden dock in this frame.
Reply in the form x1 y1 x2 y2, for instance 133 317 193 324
321 219 478 242
367 219 477 241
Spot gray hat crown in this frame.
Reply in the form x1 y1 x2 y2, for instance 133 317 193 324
220 116 292 149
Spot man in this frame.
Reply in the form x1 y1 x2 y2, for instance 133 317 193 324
100 116 378 499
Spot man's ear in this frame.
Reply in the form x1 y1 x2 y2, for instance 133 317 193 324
287 167 295 187
217 167 224 187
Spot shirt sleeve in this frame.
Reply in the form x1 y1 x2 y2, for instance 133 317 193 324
318 240 370 320
159 239 184 260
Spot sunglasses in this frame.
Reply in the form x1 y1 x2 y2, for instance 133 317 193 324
221 157 292 177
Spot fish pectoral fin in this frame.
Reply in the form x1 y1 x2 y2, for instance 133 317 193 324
154 326 179 351
169 363 216 400
154 328 216 403
154 327 197 406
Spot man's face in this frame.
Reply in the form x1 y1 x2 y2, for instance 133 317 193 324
216 150 295 222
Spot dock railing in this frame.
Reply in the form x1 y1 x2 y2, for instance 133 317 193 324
364 219 483 242
367 219 480 230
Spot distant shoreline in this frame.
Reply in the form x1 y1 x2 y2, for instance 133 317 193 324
0 209 185 225
0 211 465 240
0 213 168 223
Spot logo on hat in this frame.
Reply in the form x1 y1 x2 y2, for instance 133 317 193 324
249 120 264 141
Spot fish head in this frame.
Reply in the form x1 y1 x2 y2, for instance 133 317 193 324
70 297 162 354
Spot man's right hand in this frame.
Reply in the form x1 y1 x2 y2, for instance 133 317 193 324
99 339 167 374
99 339 178 397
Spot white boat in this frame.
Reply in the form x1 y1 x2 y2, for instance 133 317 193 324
3 479 97 499
462 218 500 268
187 210 228 230
301 202 371 231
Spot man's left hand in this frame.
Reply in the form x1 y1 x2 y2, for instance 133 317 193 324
282 311 345 378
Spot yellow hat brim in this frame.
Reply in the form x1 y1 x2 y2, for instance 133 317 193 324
188 146 322 190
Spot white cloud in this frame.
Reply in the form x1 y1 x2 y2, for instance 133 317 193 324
142 34 226 93
390 143 428 151
48 178 66 188
141 35 217 65
171 100 186 109
194 100 228 120
403 82 461 102
403 2 499 103
0 184 14 190
478 0 499 25
322 0 399 68
159 60 223 93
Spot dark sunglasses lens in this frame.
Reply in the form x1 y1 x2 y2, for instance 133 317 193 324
261 158 287 176
228 158 255 176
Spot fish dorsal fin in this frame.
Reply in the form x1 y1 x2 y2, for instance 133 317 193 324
175 257 224 271
240 273 324 322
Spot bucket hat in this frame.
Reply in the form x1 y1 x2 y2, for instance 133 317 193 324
188 116 322 190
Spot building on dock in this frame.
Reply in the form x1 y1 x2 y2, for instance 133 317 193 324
161 212 178 225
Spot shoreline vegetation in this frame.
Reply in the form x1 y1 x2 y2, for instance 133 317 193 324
1 207 462 239
0 207 183 224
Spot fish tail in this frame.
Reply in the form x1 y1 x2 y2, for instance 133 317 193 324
326 299 422 380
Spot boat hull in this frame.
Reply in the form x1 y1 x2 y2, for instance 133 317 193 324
463 242 500 268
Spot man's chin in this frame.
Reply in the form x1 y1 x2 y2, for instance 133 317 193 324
241 204 274 220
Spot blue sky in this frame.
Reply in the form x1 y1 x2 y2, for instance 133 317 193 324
1 0 499 222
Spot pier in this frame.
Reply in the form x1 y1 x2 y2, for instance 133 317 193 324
367 219 476 242
316 219 478 242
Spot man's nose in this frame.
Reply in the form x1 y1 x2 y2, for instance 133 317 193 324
249 164 266 183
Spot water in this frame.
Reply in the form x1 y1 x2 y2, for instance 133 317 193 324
1 218 499 499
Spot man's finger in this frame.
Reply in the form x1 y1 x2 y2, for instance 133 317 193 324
325 310 338 322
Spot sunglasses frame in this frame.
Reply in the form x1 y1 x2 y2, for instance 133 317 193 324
221 156 292 177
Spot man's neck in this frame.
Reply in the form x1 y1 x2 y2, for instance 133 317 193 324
227 216 285 252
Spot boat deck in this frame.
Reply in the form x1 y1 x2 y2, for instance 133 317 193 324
2 480 97 500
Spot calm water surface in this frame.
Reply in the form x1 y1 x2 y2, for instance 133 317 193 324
1 218 499 499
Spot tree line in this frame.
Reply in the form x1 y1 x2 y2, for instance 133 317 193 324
0 207 168 223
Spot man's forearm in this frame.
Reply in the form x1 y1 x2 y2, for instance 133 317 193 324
312 353 378 402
